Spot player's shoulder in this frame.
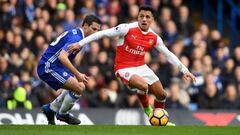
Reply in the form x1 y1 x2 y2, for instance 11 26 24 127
66 28 84 39
148 28 164 45
128 22 138 28
148 28 160 37
70 28 83 35
65 28 82 34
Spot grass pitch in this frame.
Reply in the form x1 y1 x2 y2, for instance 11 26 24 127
0 125 239 135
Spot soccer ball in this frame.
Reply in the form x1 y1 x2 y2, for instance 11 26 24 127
148 108 169 126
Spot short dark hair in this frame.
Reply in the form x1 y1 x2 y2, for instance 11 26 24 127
138 5 155 16
82 15 101 27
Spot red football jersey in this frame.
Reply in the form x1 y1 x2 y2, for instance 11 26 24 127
114 22 158 71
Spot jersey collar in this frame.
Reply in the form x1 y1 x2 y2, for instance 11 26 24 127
79 28 85 38
137 24 150 35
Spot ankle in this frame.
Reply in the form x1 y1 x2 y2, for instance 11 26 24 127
144 105 153 116
137 93 149 108
154 100 165 109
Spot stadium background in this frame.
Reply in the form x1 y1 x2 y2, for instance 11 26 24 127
0 0 240 125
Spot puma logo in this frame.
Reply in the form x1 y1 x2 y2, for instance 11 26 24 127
131 34 136 39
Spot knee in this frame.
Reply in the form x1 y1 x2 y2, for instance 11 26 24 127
139 83 148 91
155 89 167 100
75 82 85 95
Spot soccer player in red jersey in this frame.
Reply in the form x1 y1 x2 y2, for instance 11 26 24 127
68 6 196 124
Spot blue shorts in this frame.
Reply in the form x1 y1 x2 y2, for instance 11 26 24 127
37 59 73 90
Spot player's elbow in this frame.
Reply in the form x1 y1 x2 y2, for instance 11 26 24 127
58 50 68 61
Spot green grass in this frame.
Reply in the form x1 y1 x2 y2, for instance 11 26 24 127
0 125 239 135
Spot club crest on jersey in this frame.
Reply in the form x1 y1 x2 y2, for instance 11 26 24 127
63 72 68 77
125 72 130 78
149 39 154 45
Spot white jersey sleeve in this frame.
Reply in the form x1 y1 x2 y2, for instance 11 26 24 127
78 24 129 46
155 36 189 74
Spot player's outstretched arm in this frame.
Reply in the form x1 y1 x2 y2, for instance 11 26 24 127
67 29 113 53
67 24 128 53
155 37 196 83
58 50 89 84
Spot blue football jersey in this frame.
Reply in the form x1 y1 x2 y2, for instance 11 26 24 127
41 28 84 64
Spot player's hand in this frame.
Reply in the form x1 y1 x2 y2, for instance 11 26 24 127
67 43 81 54
183 71 196 83
76 73 89 84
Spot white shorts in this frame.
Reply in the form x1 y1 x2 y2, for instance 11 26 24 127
115 64 159 85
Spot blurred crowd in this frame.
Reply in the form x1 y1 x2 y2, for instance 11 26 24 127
1 0 240 111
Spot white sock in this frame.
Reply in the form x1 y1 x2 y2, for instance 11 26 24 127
155 98 166 103
58 91 80 114
49 90 68 112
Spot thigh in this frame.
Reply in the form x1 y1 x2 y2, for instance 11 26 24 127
128 74 148 89
115 67 148 89
38 62 73 91
115 67 136 85
38 68 69 91
138 65 159 85
38 72 65 90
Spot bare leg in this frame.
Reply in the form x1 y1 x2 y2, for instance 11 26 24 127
148 81 167 108
63 77 85 95
129 74 149 91
128 75 152 115
129 74 149 108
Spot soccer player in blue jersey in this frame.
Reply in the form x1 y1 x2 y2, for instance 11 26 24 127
37 15 101 125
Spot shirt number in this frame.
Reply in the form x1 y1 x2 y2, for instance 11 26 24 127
50 31 68 46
